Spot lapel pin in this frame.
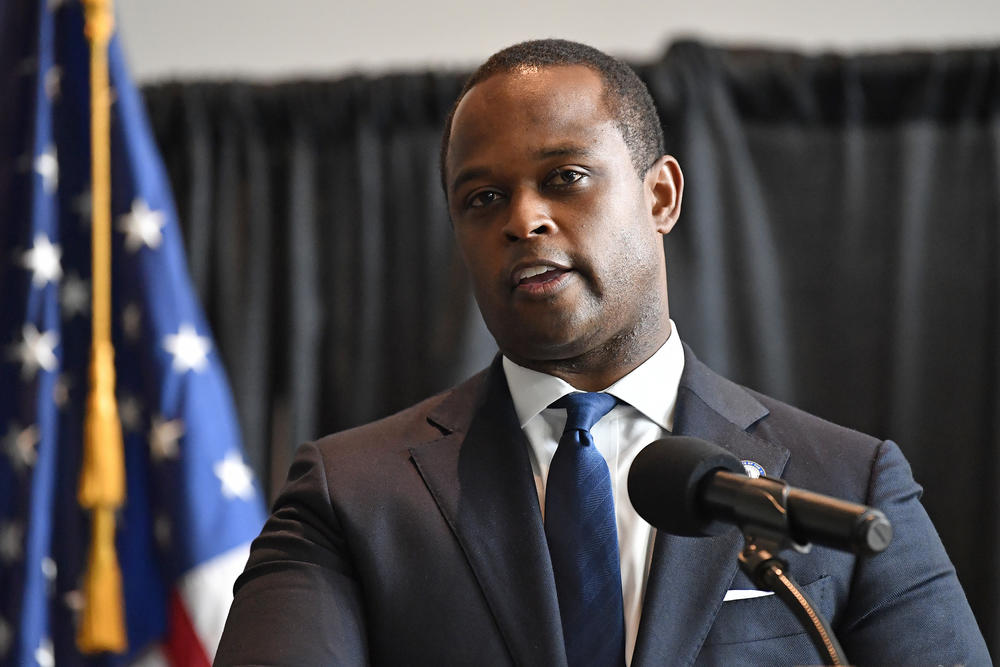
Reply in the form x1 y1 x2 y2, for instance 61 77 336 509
741 460 766 479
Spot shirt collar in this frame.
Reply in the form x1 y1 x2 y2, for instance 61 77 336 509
502 320 685 431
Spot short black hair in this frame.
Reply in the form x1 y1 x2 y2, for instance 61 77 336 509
439 38 665 194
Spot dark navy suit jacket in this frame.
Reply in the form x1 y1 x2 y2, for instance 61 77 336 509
216 346 990 665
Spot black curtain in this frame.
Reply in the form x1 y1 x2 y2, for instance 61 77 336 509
142 41 1000 655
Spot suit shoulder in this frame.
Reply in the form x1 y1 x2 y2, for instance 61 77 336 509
747 388 882 449
745 388 890 498
310 367 489 459
681 344 882 453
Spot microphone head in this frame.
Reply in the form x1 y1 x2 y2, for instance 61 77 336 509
628 436 744 537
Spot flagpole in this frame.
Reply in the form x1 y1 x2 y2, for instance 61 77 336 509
78 0 128 653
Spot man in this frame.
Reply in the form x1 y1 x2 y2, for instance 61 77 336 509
215 40 989 665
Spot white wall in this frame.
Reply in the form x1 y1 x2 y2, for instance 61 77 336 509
118 0 1000 82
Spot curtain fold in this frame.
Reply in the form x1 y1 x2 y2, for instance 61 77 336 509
141 42 1000 654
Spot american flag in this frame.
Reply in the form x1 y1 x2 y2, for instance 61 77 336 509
0 1 266 664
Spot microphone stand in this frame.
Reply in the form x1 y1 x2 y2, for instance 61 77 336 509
737 530 848 666
704 472 864 664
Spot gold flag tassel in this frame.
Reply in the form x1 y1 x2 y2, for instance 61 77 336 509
77 0 128 654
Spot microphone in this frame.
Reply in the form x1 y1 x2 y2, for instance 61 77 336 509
627 437 892 555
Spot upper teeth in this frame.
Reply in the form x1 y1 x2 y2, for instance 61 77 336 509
516 266 553 282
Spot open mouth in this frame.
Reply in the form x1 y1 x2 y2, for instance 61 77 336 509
514 265 567 286
511 264 572 295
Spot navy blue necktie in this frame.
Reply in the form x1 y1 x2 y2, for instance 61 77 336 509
545 392 626 667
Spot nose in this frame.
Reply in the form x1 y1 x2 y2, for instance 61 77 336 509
502 190 556 241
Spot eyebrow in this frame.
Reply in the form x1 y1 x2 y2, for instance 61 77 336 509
449 166 491 198
535 144 597 160
449 144 600 197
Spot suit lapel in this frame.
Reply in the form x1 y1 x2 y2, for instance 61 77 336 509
410 358 566 667
633 345 790 666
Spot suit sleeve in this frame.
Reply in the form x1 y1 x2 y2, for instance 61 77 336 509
836 439 990 665
214 442 369 666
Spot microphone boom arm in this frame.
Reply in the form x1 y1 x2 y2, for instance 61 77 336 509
738 534 848 666
714 473 849 664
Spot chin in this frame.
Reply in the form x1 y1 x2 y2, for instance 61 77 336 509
498 327 600 365
485 300 611 360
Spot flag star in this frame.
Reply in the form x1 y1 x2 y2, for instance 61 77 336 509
214 452 256 501
63 589 84 613
35 637 54 667
121 303 142 340
154 514 172 548
60 273 89 318
53 374 71 408
21 234 63 287
3 423 40 472
41 557 57 596
10 324 59 379
149 416 184 462
117 198 166 252
163 324 211 373
34 145 58 194
41 556 57 581
118 394 143 433
0 616 10 658
0 522 24 564
44 65 61 101
73 189 92 221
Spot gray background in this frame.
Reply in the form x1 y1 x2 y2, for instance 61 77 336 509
118 0 1000 81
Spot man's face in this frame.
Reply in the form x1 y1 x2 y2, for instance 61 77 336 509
445 65 679 374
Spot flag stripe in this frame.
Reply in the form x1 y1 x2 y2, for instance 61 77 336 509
177 543 250 661
164 592 210 667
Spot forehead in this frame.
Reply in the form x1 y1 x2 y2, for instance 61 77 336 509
445 65 622 186
462 63 608 115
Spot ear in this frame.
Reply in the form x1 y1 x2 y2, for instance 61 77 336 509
645 155 684 235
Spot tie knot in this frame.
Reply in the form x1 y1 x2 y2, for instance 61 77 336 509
550 392 618 433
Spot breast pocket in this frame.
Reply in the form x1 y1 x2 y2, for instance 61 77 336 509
698 575 835 664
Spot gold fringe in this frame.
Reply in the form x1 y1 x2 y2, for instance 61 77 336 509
77 0 127 654
79 342 125 508
75 509 127 653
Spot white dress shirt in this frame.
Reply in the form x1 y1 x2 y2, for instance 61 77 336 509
501 322 685 665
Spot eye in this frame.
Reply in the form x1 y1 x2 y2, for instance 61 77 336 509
466 189 504 209
546 168 587 187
